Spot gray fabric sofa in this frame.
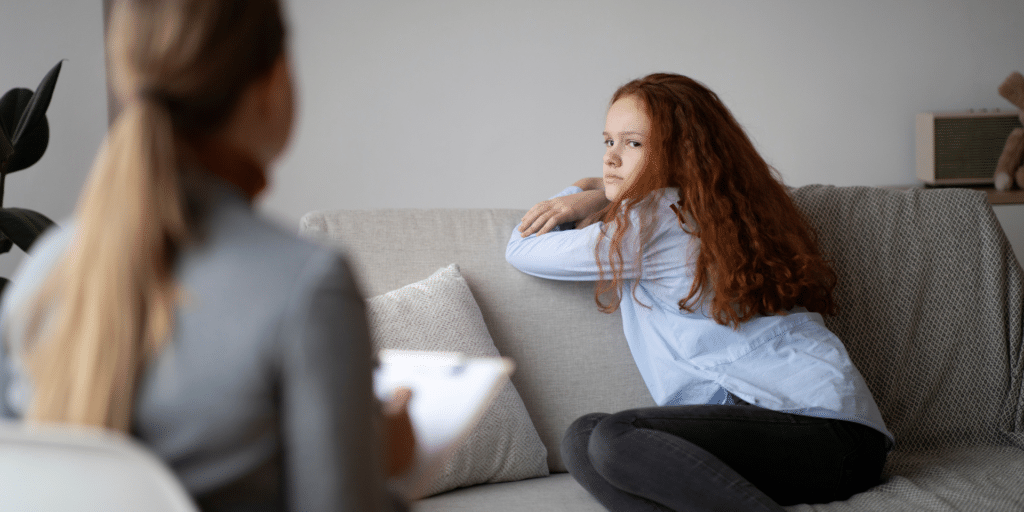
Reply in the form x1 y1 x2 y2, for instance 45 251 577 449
300 185 1024 512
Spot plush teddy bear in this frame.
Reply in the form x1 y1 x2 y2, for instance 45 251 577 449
994 71 1024 190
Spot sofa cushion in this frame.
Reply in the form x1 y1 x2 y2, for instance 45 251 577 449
366 264 548 498
411 447 1024 512
785 446 1024 512
413 473 604 512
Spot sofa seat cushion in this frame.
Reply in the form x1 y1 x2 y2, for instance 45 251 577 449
413 473 603 512
786 446 1024 511
412 447 1024 512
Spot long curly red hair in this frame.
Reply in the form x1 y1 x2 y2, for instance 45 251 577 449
593 73 836 327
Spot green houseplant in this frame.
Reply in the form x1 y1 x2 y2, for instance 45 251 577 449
0 61 62 295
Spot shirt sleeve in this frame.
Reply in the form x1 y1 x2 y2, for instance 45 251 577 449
548 185 585 200
506 187 695 283
276 249 398 512
506 221 612 281
505 187 644 282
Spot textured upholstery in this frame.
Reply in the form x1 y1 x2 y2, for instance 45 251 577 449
300 184 1024 511
412 473 605 512
785 185 1024 511
366 264 548 497
790 186 1023 459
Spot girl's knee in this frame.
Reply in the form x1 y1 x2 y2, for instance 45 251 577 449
561 412 609 470
564 412 610 439
590 408 642 442
586 411 643 476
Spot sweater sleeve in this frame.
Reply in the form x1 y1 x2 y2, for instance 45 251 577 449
276 249 398 512
0 331 14 420
0 223 74 421
0 299 15 420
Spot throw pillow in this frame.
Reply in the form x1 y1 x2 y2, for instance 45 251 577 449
366 264 549 498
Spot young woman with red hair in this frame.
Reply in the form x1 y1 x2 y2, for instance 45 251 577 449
506 73 893 511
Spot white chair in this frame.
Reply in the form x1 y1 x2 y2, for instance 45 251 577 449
0 421 197 511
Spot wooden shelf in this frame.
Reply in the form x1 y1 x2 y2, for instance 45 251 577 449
968 187 1024 205
937 187 1024 204
883 185 1024 205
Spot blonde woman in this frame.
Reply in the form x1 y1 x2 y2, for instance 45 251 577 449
0 1 411 510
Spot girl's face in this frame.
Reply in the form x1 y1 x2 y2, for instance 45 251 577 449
603 95 650 202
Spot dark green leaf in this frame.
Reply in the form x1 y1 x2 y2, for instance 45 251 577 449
0 88 43 175
0 60 63 175
12 60 61 147
4 119 47 173
0 207 56 253
0 123 12 166
0 88 33 170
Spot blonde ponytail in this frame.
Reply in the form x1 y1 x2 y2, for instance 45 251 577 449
25 96 188 430
20 0 285 432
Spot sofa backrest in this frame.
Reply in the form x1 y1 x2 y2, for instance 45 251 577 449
300 185 1024 474
789 185 1024 471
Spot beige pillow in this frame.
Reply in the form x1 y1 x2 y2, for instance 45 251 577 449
366 264 549 498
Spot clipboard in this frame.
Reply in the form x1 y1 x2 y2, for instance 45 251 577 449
373 349 515 498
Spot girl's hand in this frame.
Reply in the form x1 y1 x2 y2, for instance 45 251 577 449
519 189 609 237
573 177 605 192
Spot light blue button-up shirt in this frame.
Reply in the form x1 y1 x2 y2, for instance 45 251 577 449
506 186 893 447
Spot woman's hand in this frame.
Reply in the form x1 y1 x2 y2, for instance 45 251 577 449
382 387 416 478
519 185 609 237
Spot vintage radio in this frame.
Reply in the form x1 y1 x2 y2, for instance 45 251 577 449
916 110 1023 185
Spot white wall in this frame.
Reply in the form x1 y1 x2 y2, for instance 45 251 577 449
2 0 1024 280
0 2 106 279
994 205 1024 262
267 0 1024 227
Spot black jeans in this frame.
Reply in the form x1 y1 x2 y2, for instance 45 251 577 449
561 402 887 512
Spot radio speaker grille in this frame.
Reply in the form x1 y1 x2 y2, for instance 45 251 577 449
917 111 1023 185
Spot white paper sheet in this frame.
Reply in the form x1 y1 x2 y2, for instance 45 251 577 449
373 349 515 497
